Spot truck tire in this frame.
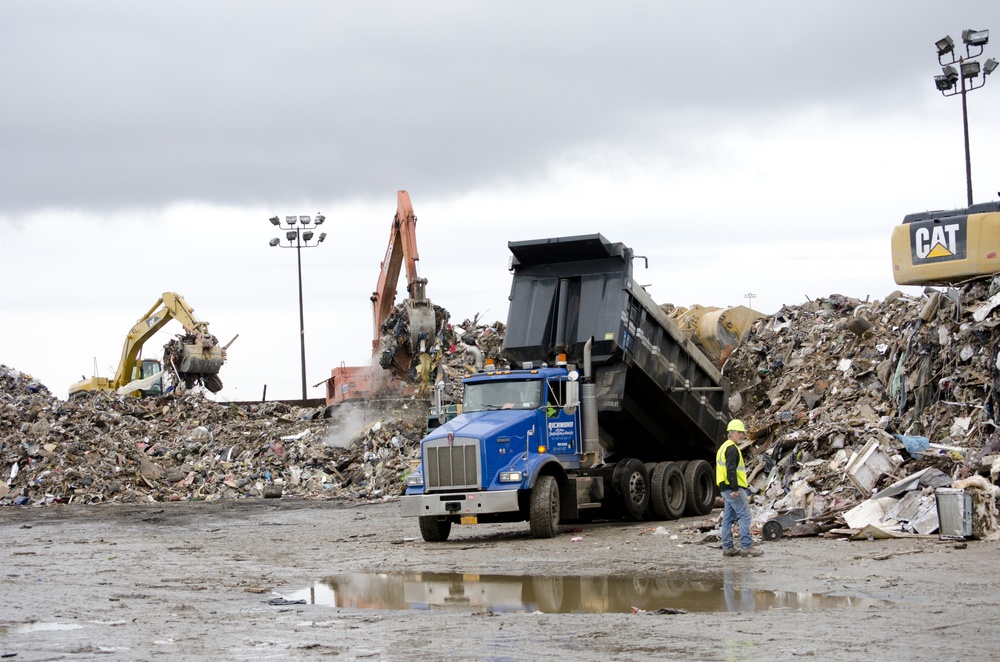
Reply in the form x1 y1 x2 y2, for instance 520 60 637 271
650 462 686 520
613 458 650 520
642 462 658 519
530 475 560 538
418 516 452 542
683 459 715 516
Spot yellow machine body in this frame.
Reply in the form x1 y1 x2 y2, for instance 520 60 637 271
892 203 1000 285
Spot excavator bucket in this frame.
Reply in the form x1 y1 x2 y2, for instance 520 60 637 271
404 298 437 350
165 336 226 393
177 347 225 374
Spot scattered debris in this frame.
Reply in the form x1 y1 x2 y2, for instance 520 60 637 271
725 278 1000 542
0 313 507 508
5 272 1000 539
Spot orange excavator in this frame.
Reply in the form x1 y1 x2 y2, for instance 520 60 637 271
324 191 437 410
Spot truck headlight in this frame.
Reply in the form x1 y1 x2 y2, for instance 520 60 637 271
499 471 523 483
406 473 424 487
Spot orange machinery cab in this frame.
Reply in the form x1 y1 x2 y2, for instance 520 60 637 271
891 201 1000 285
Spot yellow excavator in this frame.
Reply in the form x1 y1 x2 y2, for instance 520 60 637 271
69 292 231 399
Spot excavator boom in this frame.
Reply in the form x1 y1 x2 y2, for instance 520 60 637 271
325 190 437 407
69 292 228 398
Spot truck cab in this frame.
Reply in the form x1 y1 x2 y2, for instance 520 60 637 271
402 365 584 540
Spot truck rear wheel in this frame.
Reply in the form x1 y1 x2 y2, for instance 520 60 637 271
418 516 452 542
650 462 686 520
530 475 560 538
683 459 715 516
613 458 649 520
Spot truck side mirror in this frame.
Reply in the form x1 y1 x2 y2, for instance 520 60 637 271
565 379 580 413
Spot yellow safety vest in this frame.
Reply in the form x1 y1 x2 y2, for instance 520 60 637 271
715 439 747 488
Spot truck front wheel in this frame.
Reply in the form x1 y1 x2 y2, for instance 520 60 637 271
418 516 452 542
683 459 715 516
530 475 560 538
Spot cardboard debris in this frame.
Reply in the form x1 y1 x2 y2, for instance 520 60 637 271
845 438 896 497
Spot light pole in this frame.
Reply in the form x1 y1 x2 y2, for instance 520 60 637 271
743 292 756 310
933 29 997 207
269 214 327 400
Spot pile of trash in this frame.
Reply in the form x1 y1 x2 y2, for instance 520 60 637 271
0 303 509 509
0 364 428 506
6 273 1000 533
376 300 507 404
723 277 1000 540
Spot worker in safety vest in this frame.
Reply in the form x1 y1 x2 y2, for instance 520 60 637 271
717 419 763 557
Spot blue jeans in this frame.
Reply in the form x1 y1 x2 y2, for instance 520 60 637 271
721 487 753 550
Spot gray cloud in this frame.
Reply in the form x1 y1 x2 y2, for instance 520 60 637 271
0 1 996 214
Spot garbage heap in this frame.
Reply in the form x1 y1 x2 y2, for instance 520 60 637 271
376 300 507 404
724 277 1000 539
0 364 429 506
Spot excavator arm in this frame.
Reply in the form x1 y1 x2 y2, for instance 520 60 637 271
324 191 437 407
69 292 227 398
370 191 436 374
114 292 225 389
371 191 430 342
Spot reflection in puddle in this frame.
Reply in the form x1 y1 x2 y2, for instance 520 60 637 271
278 570 892 614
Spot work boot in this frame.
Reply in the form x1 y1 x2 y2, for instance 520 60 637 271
739 546 763 557
722 547 739 557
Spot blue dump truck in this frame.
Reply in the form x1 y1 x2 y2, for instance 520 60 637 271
401 234 730 541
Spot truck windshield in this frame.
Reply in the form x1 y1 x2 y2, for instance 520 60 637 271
464 379 543 412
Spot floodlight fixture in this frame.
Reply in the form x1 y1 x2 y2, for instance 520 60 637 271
300 215 311 225
303 231 314 241
314 214 325 225
286 215 297 224
961 60 981 79
942 64 959 84
318 232 327 243
269 238 280 247
935 75 953 91
269 216 280 226
286 230 297 241
963 29 989 48
985 58 999 76
936 35 955 57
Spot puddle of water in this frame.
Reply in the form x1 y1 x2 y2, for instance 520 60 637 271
276 571 892 614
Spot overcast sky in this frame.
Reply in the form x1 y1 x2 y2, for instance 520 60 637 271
2 1 999 402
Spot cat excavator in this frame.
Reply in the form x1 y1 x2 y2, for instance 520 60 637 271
69 292 231 399
324 190 437 410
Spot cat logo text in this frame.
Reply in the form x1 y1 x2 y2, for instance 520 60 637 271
910 219 966 264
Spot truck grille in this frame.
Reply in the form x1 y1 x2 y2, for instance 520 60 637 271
424 437 480 490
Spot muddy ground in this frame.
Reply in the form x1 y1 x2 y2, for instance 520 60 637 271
2 498 998 661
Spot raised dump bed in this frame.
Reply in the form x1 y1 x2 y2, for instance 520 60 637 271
504 233 728 463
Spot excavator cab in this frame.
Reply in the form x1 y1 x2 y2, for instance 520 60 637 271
134 358 163 397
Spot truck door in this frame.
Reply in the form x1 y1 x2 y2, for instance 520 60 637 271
544 379 578 454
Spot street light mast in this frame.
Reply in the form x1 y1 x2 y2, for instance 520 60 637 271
268 214 327 400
